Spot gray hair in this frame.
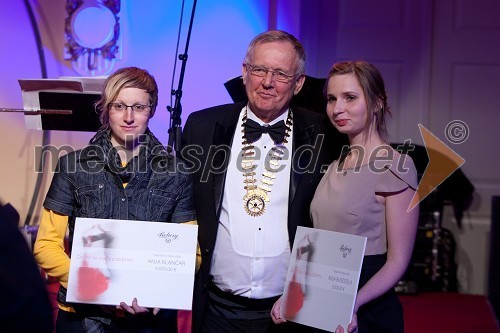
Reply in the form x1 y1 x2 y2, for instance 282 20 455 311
243 30 306 75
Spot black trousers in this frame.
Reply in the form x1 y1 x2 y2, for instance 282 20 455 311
55 309 178 333
200 283 324 333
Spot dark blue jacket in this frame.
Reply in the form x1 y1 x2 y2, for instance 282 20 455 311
44 129 196 249
43 128 196 329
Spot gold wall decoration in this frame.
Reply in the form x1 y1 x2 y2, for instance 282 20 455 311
64 0 121 76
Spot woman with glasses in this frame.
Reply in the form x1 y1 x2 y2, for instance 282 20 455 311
34 67 197 332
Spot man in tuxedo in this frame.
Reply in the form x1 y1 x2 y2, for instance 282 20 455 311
182 30 346 332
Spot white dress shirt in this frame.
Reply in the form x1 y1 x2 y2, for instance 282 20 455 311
210 106 293 298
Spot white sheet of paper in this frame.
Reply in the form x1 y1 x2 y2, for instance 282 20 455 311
20 87 42 130
66 217 198 310
281 226 366 332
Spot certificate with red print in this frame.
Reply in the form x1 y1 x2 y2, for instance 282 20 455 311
281 226 366 332
66 218 198 310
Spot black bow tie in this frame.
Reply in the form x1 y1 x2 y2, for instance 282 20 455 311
243 119 287 144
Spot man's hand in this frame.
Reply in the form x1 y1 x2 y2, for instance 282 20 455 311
271 296 286 324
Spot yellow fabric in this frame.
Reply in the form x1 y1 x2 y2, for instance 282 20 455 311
33 208 75 312
34 209 70 288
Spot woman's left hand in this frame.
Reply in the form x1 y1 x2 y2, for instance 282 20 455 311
118 297 160 315
334 313 358 333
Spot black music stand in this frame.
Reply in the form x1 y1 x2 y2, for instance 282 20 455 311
18 78 105 132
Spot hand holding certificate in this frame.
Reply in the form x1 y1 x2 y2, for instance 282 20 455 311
280 226 366 332
66 218 198 310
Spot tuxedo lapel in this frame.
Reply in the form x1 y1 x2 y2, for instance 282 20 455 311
212 111 239 215
289 115 316 207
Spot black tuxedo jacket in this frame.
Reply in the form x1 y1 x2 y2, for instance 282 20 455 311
181 102 346 332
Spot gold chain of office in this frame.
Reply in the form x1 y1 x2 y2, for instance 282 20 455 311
240 108 293 217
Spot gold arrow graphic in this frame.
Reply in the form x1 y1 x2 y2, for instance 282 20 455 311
408 124 466 211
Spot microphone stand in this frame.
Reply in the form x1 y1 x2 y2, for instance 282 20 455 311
23 0 49 228
167 0 198 154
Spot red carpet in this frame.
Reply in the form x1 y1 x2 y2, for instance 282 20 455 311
400 292 499 333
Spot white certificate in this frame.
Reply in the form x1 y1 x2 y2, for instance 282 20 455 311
281 226 366 332
66 217 198 310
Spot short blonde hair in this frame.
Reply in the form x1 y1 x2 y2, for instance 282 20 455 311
95 67 158 127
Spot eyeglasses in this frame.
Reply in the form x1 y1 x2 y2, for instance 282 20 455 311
245 63 299 83
108 102 151 113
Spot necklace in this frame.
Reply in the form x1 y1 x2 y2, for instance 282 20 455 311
339 151 352 176
241 108 293 217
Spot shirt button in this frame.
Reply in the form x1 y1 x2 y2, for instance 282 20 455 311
255 257 260 261
121 198 126 202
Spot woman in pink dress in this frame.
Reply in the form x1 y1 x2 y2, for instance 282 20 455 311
272 61 419 333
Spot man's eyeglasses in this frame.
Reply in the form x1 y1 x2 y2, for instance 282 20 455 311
245 63 298 83
108 102 151 113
